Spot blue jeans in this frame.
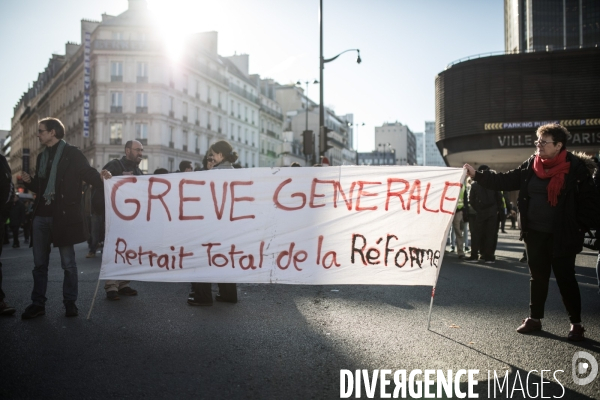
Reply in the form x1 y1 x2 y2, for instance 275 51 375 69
31 216 78 306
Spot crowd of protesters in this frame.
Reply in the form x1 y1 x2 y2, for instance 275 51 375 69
0 119 599 343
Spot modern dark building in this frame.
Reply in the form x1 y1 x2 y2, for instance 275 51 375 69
505 0 600 53
435 47 600 172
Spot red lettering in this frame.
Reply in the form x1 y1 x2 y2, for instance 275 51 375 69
407 179 422 214
277 242 295 269
125 250 137 265
316 235 323 265
228 244 243 268
273 178 306 211
157 254 169 269
138 247 157 267
179 179 205 221
210 182 228 220
230 181 255 221
440 182 462 214
202 243 221 266
386 178 409 211
111 177 140 221
179 247 193 269
422 182 439 213
293 250 307 271
335 181 356 210
355 181 380 211
310 179 335 208
322 251 340 269
115 238 127 263
147 177 172 221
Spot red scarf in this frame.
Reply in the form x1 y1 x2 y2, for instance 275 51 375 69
532 150 570 206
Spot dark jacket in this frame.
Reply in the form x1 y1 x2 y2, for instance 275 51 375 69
469 181 503 221
103 156 143 177
9 199 25 227
474 151 600 257
25 144 103 247
0 154 13 221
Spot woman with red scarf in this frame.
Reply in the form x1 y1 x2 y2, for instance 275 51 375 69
465 124 600 341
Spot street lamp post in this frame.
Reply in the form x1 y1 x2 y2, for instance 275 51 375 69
319 0 361 156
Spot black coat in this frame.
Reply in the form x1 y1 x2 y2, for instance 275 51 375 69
474 152 600 257
25 144 103 247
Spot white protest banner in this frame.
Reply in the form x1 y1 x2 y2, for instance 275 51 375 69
100 166 465 285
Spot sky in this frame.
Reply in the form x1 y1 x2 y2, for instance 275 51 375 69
0 0 504 152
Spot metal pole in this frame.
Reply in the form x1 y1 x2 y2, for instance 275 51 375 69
319 0 324 157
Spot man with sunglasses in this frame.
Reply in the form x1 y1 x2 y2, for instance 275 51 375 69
464 123 600 341
20 118 111 319
101 140 144 300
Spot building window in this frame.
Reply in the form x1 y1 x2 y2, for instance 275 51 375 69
207 85 211 104
182 130 188 151
110 92 122 113
182 102 188 122
207 111 211 130
195 106 200 125
168 158 174 172
137 62 148 83
169 126 174 148
111 62 123 81
183 75 188 94
136 92 148 113
110 123 123 145
135 123 148 145
237 126 241 141
112 32 124 40
169 96 174 118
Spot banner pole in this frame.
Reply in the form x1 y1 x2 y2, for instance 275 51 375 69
428 169 467 331
86 275 102 320
427 286 436 330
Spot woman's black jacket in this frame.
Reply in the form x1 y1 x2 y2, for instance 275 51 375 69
474 151 600 257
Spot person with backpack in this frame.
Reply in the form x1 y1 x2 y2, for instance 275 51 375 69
101 140 144 301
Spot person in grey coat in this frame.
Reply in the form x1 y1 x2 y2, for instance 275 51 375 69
188 140 239 306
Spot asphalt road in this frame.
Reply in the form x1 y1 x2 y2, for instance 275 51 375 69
1 229 599 399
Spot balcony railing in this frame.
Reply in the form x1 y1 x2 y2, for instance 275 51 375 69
110 138 122 145
136 106 147 114
229 83 260 104
137 138 148 145
94 39 160 52
266 130 277 139
111 75 123 82
136 76 148 83
260 106 284 121
110 106 122 113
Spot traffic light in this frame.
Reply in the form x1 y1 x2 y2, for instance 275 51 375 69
302 130 313 156
319 126 333 155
